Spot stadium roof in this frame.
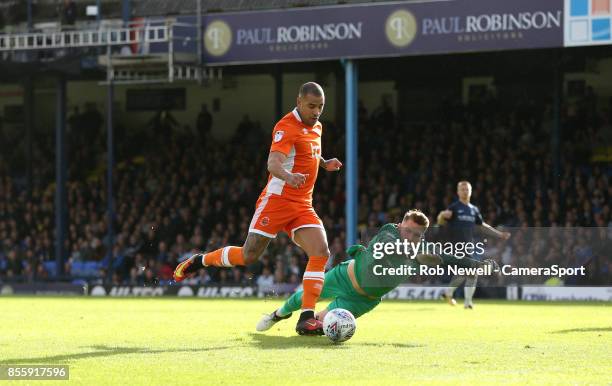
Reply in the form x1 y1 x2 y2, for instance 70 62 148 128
2 0 426 26
132 0 407 15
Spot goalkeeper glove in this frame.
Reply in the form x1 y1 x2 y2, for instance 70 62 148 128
346 245 366 259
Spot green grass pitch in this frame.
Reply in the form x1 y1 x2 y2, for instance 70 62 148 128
1 297 610 385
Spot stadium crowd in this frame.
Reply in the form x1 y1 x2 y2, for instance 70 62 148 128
0 89 609 286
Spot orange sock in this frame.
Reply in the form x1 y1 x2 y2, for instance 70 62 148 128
203 247 245 267
301 256 327 311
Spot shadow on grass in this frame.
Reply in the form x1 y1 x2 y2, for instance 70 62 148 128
0 344 233 364
384 308 437 312
248 333 343 349
357 342 424 349
550 327 612 334
248 333 424 350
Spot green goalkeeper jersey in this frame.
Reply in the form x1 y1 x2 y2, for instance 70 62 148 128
352 223 416 297
351 223 483 298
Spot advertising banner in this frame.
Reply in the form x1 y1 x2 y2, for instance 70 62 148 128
177 0 564 65
564 0 612 46
88 285 261 298
521 286 612 301
0 283 86 295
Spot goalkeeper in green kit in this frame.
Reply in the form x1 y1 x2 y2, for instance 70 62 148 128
256 209 499 334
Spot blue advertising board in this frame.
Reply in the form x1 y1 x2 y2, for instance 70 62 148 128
177 0 564 65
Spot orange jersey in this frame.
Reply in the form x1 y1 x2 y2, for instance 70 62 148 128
261 108 323 204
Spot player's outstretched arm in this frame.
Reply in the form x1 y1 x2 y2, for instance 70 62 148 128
318 154 342 172
478 222 511 240
346 244 367 258
437 210 452 225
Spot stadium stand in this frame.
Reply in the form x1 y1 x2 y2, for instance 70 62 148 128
0 88 609 285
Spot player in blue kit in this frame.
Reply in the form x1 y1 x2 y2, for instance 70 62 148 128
437 181 510 308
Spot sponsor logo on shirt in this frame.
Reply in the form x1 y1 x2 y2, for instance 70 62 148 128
310 143 321 159
457 215 476 222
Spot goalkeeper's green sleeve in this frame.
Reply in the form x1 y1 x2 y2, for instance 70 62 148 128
346 244 367 258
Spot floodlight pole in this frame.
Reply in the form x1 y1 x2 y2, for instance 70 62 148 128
55 76 68 278
96 0 102 23
275 64 283 118
25 0 34 196
122 0 131 26
342 59 358 248
106 80 115 284
197 0 202 67
552 51 562 192
104 39 115 284
27 0 33 31
24 80 34 199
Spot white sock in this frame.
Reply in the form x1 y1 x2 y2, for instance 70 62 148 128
446 276 465 297
464 276 478 305
445 287 454 298
275 309 289 317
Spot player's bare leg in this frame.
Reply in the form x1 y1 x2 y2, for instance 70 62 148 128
241 233 273 264
293 226 329 335
173 233 271 282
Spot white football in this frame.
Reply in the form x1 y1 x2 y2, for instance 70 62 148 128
323 308 356 343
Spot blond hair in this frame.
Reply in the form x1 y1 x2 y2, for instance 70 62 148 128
403 209 430 228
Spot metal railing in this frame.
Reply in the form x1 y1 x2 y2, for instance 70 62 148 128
0 23 169 51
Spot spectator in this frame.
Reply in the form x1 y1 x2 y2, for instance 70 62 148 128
196 104 213 142
62 0 77 26
256 267 275 297
0 88 608 288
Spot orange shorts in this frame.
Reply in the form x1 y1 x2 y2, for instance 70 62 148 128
248 194 324 240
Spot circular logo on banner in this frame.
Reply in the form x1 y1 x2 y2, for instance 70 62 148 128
204 20 232 57
1 285 13 295
90 285 107 296
385 10 417 47
178 286 195 297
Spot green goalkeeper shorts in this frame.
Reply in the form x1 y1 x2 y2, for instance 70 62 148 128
323 261 381 318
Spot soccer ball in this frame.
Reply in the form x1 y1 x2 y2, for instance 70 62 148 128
323 308 356 343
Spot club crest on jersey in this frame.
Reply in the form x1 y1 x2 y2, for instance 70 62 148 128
260 216 270 226
310 143 321 159
302 128 308 134
274 131 284 143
